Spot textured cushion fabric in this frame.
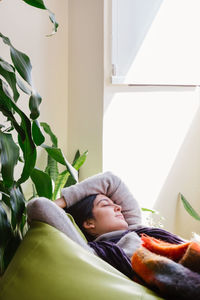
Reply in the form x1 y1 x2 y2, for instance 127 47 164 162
0 222 163 300
66 213 87 241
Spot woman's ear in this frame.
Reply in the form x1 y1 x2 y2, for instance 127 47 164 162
83 219 95 230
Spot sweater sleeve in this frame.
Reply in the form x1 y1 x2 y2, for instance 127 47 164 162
27 197 94 253
61 171 142 226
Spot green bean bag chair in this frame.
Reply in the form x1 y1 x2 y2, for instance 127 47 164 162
0 221 163 300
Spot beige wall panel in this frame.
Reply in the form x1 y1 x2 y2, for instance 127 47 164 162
68 0 104 180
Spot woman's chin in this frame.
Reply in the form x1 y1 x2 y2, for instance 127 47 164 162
117 220 129 230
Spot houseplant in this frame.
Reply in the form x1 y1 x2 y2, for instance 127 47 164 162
0 0 88 275
179 193 200 222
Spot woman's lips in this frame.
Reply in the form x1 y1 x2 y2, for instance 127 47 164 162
116 214 124 219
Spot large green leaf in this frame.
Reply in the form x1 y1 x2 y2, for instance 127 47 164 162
0 203 13 275
0 182 11 210
10 46 32 86
16 124 36 185
0 131 19 188
42 144 66 166
40 122 57 147
0 81 25 138
0 78 12 110
0 182 10 198
52 170 70 200
3 232 21 275
22 0 46 9
16 75 32 95
42 145 78 182
42 145 69 164
179 193 200 221
0 204 12 249
45 155 59 182
0 79 37 185
0 58 19 102
0 33 32 84
17 118 36 186
31 168 53 199
29 91 42 120
0 60 13 72
40 122 58 181
64 150 88 187
0 33 42 119
0 191 23 274
72 150 80 164
41 122 58 182
73 150 88 170
64 175 76 188
10 186 26 230
19 211 28 238
32 120 45 146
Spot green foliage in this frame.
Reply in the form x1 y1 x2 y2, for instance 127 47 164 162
52 150 88 200
141 207 156 213
32 120 45 146
0 0 87 275
42 145 79 182
31 168 53 199
22 0 46 10
40 122 58 147
179 193 200 221
40 122 59 182
0 131 19 188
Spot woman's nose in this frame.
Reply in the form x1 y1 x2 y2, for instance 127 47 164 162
114 204 121 212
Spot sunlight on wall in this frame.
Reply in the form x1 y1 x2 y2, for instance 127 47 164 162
103 89 199 208
124 0 200 84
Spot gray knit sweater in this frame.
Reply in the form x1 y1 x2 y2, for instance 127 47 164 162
27 172 142 259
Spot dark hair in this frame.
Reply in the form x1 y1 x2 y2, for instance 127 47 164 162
64 194 98 241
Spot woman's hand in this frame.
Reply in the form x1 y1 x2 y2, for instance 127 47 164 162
54 197 67 208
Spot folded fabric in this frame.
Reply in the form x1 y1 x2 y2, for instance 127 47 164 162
131 235 200 299
133 227 185 244
179 241 200 274
131 247 200 300
141 234 190 261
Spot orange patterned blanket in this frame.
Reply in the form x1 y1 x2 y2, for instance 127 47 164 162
131 235 200 300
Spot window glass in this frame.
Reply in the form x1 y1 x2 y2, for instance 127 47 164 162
112 0 200 85
103 89 199 208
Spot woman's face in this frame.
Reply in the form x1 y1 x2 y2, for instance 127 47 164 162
83 194 128 237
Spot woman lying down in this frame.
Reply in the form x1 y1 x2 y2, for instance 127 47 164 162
27 171 200 300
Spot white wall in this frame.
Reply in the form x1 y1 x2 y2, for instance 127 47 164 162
67 0 104 180
155 103 200 239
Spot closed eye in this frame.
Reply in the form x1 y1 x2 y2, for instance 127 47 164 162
96 198 114 206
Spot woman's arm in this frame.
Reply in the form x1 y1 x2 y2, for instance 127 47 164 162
61 171 142 226
54 197 66 208
27 197 94 253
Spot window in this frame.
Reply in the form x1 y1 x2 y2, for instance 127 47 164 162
103 1 200 217
103 89 199 209
112 0 200 85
